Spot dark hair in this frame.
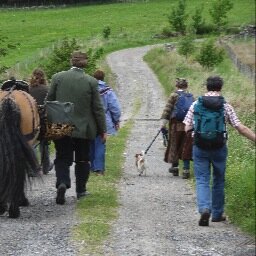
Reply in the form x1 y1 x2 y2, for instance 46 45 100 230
176 78 188 89
206 76 223 91
30 68 47 87
93 70 105 81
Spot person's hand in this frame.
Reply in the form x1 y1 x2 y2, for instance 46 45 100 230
161 127 168 135
101 132 107 143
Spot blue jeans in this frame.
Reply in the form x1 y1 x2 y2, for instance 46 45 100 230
193 145 227 219
90 135 106 172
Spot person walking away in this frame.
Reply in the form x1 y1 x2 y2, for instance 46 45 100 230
90 70 121 176
47 51 107 204
29 68 53 175
183 75 255 226
160 78 194 179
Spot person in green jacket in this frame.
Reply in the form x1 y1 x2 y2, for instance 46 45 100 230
47 51 107 204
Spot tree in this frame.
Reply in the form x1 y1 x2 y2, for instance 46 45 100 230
195 39 224 69
209 0 233 30
43 37 104 78
178 35 195 59
191 6 205 34
168 0 187 35
43 38 80 78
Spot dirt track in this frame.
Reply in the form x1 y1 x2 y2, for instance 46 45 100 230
0 45 255 256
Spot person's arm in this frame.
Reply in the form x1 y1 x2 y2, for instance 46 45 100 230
183 103 195 133
235 124 256 142
225 103 255 142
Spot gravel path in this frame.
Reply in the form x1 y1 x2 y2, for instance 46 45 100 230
0 45 255 256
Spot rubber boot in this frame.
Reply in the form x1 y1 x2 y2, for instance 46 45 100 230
75 161 90 198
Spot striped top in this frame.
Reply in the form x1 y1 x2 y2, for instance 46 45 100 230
183 91 241 128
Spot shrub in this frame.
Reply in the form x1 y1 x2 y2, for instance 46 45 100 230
43 38 104 78
103 26 111 39
85 47 104 76
43 37 80 78
191 6 205 35
178 34 195 58
0 31 19 73
195 39 224 69
168 0 187 35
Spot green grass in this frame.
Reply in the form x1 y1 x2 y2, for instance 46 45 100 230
143 45 255 235
74 120 133 255
0 0 255 79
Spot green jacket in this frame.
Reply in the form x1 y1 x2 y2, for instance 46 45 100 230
47 67 106 139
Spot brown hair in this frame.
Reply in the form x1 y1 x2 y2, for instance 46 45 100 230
176 78 188 89
93 70 105 81
30 68 47 87
70 51 87 68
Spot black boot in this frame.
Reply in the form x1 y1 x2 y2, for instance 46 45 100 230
75 161 90 199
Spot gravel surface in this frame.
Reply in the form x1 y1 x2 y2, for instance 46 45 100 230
0 45 255 256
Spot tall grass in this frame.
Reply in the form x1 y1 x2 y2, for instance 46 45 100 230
144 46 255 235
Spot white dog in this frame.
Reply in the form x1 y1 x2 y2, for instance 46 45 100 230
135 151 146 176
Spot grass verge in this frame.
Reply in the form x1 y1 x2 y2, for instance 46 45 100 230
74 120 133 255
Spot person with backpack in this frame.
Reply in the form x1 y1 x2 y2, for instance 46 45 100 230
183 75 255 227
160 78 194 179
90 70 121 176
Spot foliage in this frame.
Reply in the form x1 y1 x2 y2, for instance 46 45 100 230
43 37 104 78
209 0 234 30
43 38 80 78
0 31 18 73
190 6 206 34
195 39 224 69
177 34 195 58
225 112 255 235
102 26 111 39
168 0 187 35
85 47 104 75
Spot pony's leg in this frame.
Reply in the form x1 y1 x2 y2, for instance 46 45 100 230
19 191 30 207
8 202 20 218
0 202 8 215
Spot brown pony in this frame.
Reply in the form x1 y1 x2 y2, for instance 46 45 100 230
0 80 40 218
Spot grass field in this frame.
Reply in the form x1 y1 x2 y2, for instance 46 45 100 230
0 0 255 79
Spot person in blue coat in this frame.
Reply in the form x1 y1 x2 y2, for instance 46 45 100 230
90 70 121 176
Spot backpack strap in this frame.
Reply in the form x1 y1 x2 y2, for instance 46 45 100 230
99 86 111 96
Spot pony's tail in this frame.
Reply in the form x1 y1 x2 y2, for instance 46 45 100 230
0 97 39 203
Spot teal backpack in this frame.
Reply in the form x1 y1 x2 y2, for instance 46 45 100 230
194 96 227 149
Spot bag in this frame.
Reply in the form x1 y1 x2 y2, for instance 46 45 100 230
171 91 194 121
43 101 75 140
194 96 227 149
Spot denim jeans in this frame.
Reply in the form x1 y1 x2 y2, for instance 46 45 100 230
193 145 227 219
90 135 106 172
